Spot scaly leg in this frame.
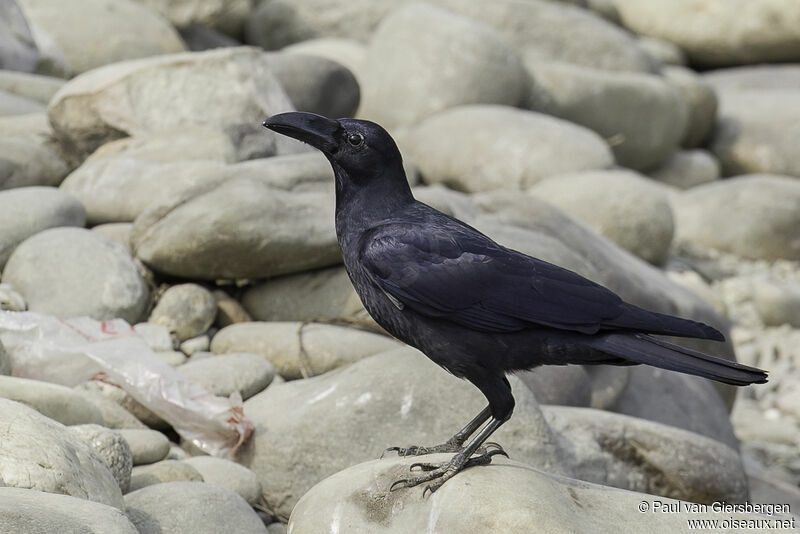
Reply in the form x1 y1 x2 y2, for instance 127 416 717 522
382 405 492 457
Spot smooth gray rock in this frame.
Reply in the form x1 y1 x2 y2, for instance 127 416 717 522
72 389 148 430
0 487 138 534
637 35 687 66
662 65 718 149
703 64 800 92
211 321 401 379
78 381 168 430
525 60 688 170
136 0 252 30
0 339 9 375
709 88 800 177
0 375 104 425
609 366 739 448
0 283 26 312
178 336 209 356
2 227 150 322
16 0 186 76
131 174 339 280
183 456 262 506
288 455 767 533
118 429 170 466
0 69 64 103
0 398 124 509
148 284 217 341
125 481 268 534
751 278 800 328
0 88 43 115
264 52 359 118
48 47 299 160
0 0 40 73
519 365 592 407
359 3 527 129
177 352 274 400
408 105 614 192
544 406 748 504
673 174 800 261
0 186 85 268
615 0 800 67
129 460 203 492
242 266 373 327
91 223 133 252
0 113 70 189
283 38 366 88
69 424 133 493
647 149 720 190
133 322 174 352
529 170 675 265
59 126 236 224
236 347 567 520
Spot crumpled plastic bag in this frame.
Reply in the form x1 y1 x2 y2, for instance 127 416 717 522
0 311 253 457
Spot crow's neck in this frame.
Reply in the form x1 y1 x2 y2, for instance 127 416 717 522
333 165 414 241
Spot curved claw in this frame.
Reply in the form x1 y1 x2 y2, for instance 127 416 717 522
380 446 401 459
410 461 439 472
390 478 409 492
422 485 435 498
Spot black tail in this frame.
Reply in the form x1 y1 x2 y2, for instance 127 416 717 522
606 303 726 341
592 333 768 386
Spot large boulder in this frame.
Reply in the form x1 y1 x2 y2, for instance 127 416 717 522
236 347 567 519
673 175 800 261
524 61 688 170
47 47 299 161
407 105 614 192
0 398 124 509
529 170 675 265
614 0 800 67
288 456 769 533
2 228 150 322
130 173 339 280
358 3 527 129
0 186 85 268
16 0 186 76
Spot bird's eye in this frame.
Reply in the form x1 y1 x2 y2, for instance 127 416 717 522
347 133 364 147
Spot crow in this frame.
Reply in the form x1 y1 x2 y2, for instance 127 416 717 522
263 111 767 494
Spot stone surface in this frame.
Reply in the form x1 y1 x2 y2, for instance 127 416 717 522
129 460 203 492
242 266 372 327
0 487 138 534
130 174 339 280
615 0 800 67
637 36 687 66
135 0 252 31
213 290 253 327
288 455 769 533
59 126 236 224
0 186 85 268
0 0 40 73
211 321 401 379
125 481 268 534
544 406 747 504
609 367 739 449
662 65 718 149
358 3 527 129
0 398 124 509
0 283 26 312
751 278 800 328
17 0 186 76
0 339 10 375
47 47 300 160
518 365 592 407
92 223 134 252
177 352 274 400
524 61 688 170
69 424 133 493
118 429 170 466
647 150 720 190
283 37 366 88
237 347 566 520
148 284 217 341
0 113 70 189
0 88 44 115
2 228 150 322
264 52 359 118
408 105 613 192
72 389 148 430
183 455 262 506
530 170 675 265
673 175 800 261
0 376 104 425
134 322 174 352
0 69 64 103
709 88 800 177
78 381 168 430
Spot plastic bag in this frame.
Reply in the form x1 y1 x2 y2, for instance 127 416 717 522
0 311 253 457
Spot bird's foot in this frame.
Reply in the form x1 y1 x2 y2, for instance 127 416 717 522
381 438 464 458
389 443 508 495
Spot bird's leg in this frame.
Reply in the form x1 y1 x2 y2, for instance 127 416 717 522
390 416 508 495
382 405 492 457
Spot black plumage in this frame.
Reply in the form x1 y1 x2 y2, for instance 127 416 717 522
264 111 767 493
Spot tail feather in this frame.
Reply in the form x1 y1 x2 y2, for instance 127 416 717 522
593 333 768 386
607 304 725 342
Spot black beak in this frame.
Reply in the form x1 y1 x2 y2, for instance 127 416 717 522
263 112 341 154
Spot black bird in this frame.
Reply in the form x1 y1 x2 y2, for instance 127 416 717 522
263 111 768 494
